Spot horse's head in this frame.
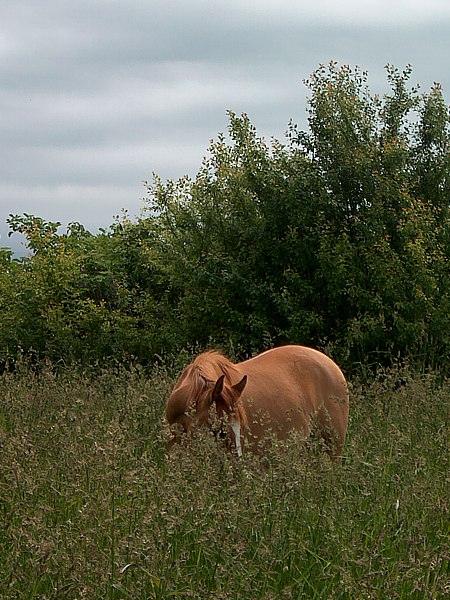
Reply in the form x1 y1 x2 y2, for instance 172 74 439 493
166 373 248 456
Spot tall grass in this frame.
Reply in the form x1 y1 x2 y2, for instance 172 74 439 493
0 363 448 599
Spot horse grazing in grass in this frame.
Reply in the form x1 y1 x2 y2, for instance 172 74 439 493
165 345 349 459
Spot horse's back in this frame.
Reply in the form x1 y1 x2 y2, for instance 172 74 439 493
238 345 349 451
241 345 346 397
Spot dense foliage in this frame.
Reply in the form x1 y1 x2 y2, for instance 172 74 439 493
1 64 449 370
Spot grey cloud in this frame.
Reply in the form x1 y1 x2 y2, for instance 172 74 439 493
1 1 449 255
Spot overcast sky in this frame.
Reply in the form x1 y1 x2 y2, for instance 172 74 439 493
1 0 449 255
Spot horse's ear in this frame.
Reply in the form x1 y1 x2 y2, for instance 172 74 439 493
211 374 225 405
232 375 247 396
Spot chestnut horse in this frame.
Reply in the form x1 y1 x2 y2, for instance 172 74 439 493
165 345 349 459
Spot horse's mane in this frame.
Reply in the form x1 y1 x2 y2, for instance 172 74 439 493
192 351 239 384
183 351 247 424
182 351 237 400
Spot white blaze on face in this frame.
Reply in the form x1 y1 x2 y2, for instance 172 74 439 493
229 416 242 457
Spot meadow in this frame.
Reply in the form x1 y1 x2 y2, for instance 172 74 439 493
0 362 448 599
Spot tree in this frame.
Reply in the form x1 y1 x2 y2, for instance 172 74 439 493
1 65 448 370
138 64 449 368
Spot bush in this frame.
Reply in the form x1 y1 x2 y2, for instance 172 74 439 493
1 64 448 370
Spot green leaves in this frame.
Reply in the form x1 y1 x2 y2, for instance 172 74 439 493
1 64 448 370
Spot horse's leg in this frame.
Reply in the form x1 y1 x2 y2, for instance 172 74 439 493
317 406 344 461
